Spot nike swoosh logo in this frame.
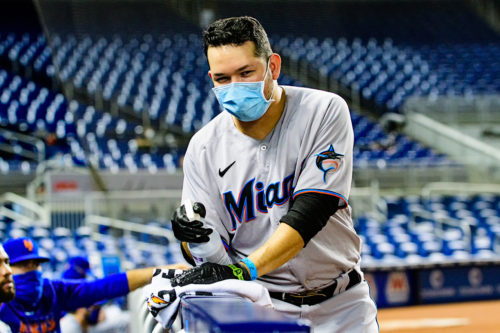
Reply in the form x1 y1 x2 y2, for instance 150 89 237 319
219 161 236 177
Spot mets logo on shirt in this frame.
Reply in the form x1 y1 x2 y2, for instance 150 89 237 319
315 145 344 182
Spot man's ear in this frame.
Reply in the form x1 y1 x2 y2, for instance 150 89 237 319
269 53 281 80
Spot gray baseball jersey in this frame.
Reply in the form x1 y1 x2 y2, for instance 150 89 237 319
181 85 361 294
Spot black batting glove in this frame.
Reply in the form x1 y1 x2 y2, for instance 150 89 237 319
171 262 251 287
171 202 213 243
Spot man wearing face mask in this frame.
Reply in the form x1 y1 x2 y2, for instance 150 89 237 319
0 237 188 333
0 244 15 333
169 16 378 332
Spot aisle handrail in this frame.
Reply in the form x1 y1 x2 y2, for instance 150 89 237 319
85 214 177 244
0 192 50 226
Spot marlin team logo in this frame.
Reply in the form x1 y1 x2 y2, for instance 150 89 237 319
315 145 344 182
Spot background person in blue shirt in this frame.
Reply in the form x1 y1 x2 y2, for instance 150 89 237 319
1 238 188 333
60 256 128 333
60 256 104 333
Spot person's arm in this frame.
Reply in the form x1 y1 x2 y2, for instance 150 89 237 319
246 223 303 277
176 224 302 278
245 193 339 277
170 223 306 286
58 263 190 311
126 263 190 291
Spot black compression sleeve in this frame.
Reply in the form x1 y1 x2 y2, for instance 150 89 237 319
280 193 340 246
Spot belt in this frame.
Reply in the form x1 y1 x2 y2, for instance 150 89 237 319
269 269 362 306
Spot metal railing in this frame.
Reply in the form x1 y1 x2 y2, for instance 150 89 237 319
409 206 473 254
350 181 387 221
0 192 50 226
85 214 177 247
84 189 182 222
420 182 500 262
403 94 500 126
0 128 45 163
421 182 500 198
25 188 183 230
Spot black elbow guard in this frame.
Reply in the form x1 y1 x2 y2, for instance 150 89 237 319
280 193 340 246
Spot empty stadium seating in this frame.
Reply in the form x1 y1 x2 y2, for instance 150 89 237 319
273 36 500 112
1 32 307 129
358 194 500 267
13 29 499 118
0 67 185 173
1 32 455 173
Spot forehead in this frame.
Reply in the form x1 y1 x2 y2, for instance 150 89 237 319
207 41 264 71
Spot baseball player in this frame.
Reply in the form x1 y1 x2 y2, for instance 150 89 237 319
0 238 189 333
0 245 14 333
170 16 378 332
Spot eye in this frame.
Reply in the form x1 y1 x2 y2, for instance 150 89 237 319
215 77 229 83
240 71 253 77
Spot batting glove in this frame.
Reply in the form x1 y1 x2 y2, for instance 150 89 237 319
171 262 251 287
171 202 212 243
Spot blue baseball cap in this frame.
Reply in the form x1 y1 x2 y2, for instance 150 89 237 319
3 237 50 264
62 256 91 280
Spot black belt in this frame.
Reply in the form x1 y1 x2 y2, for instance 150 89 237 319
269 269 362 306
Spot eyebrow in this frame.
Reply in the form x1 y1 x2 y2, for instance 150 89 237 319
212 64 254 78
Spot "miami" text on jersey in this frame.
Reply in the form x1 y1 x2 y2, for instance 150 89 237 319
222 172 295 230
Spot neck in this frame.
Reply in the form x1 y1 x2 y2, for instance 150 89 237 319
233 85 285 140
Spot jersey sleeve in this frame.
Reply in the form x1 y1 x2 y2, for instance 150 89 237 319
181 141 231 242
0 321 12 333
293 95 353 207
53 273 129 311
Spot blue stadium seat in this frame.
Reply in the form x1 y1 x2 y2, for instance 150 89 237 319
356 194 500 267
1 23 490 174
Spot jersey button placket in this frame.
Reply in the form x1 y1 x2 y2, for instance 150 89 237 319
260 144 271 171
256 143 267 170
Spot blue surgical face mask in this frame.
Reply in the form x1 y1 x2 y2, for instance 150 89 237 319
13 270 44 310
212 59 274 122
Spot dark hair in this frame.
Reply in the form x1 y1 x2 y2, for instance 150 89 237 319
203 16 273 59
